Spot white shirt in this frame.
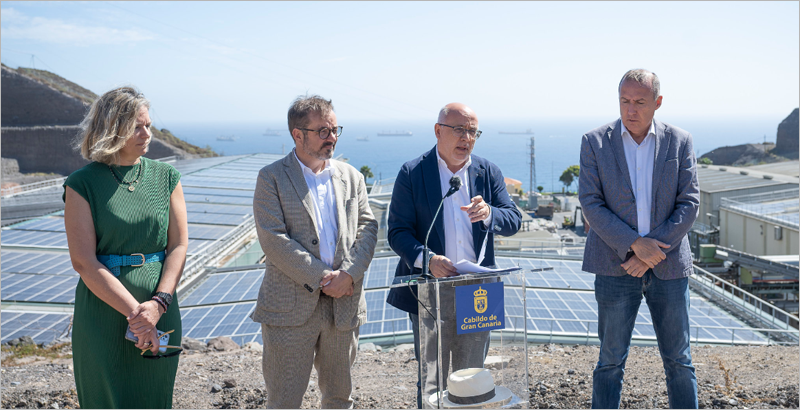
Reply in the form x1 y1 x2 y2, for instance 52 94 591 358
620 120 656 236
294 150 339 267
414 147 492 268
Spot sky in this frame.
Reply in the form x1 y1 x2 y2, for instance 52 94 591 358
1 1 798 126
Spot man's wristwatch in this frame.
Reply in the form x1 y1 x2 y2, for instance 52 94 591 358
154 292 173 310
427 251 436 266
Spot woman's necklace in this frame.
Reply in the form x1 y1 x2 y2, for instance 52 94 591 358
108 161 143 192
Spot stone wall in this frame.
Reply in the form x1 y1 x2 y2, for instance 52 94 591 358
773 108 799 159
1 66 89 127
1 126 188 175
2 157 20 176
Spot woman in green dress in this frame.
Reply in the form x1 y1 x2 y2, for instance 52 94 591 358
63 86 188 408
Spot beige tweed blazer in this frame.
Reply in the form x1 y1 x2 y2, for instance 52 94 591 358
251 152 378 330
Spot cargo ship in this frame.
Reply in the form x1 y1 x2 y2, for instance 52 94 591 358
377 130 412 136
499 129 534 135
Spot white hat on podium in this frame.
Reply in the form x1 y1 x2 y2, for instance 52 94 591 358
428 368 514 408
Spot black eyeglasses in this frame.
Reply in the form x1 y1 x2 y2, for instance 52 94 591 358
298 126 343 139
437 123 482 140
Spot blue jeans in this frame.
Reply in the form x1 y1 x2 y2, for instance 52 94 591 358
592 271 698 409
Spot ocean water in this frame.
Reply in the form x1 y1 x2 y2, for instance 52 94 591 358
166 117 782 193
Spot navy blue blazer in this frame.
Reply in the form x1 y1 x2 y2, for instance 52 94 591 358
385 146 522 314
578 119 699 279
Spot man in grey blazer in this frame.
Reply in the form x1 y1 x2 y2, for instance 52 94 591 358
251 95 378 409
578 69 700 409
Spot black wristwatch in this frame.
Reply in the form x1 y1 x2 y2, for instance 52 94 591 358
155 291 173 309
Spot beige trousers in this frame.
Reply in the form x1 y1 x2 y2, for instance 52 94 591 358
261 295 359 409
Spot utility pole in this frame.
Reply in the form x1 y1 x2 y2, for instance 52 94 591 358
528 134 536 195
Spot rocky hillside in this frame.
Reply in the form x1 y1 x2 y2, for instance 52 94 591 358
773 108 799 159
700 143 782 167
700 109 799 166
14 66 97 105
1 64 217 163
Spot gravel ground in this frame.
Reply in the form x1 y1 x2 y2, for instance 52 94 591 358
2 343 797 409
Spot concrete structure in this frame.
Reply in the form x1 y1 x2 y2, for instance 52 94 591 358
366 177 395 251
504 176 522 196
719 188 799 256
696 164 798 226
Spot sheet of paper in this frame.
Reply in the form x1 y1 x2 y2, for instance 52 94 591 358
454 259 505 274
453 260 523 275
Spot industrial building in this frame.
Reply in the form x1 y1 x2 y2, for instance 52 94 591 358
696 164 798 227
719 188 799 256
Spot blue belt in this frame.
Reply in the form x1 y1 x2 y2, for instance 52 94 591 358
97 251 166 277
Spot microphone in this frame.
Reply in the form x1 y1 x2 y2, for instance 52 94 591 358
446 176 462 198
421 176 463 279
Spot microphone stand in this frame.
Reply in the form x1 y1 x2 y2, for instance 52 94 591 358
421 178 461 279
421 201 446 280
421 176 460 409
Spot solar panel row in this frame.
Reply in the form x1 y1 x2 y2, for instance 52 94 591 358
0 154 771 347
1 311 72 344
173 256 766 344
0 154 281 346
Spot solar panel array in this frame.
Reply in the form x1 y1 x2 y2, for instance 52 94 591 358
181 270 262 306
1 311 73 344
0 153 773 346
727 199 800 228
2 250 76 275
0 153 284 344
175 255 766 345
3 274 79 304
2 216 233 251
181 302 262 346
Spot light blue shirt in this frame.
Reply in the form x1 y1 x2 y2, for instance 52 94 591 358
294 150 339 268
620 119 656 236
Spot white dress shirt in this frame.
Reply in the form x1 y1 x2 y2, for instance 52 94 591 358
294 150 339 268
414 148 492 268
620 120 656 236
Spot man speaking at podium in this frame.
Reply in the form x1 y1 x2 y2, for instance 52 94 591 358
386 103 522 408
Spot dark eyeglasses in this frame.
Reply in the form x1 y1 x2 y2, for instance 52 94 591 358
298 126 343 139
437 123 482 140
141 348 183 359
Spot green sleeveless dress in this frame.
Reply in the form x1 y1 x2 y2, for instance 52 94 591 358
63 157 182 409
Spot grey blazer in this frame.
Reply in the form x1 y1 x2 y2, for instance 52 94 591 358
578 119 699 279
251 153 378 330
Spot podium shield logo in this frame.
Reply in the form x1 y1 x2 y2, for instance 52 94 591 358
456 282 505 335
474 286 488 313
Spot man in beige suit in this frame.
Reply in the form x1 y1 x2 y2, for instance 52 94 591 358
251 95 378 409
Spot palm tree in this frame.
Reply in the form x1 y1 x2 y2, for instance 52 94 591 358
359 165 374 181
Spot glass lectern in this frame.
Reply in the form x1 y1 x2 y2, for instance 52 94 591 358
391 268 549 409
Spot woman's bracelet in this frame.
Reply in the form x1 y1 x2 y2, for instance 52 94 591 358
152 296 167 313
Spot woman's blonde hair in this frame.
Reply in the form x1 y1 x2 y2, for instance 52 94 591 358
76 86 150 165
